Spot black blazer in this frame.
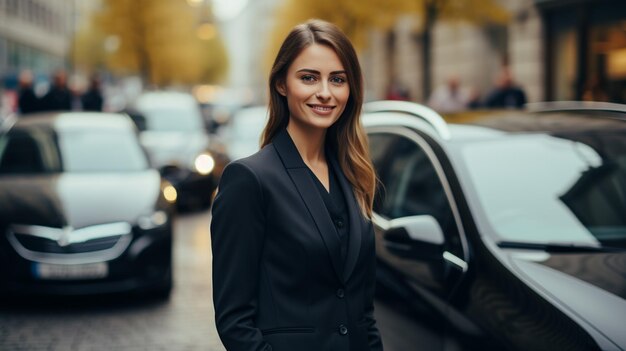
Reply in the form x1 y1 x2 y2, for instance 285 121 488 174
211 128 383 351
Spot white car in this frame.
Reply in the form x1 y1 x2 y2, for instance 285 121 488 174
133 91 227 211
220 105 269 161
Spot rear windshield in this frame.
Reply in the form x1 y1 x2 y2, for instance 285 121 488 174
0 128 148 174
138 106 203 132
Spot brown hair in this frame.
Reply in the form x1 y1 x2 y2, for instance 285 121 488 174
261 19 375 218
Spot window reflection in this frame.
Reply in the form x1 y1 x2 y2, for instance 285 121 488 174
0 129 147 174
459 132 626 246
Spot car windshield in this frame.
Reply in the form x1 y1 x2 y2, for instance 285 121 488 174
59 130 148 172
231 113 266 140
139 107 203 132
456 130 626 247
0 128 148 174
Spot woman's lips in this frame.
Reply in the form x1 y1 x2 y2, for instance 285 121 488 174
308 104 335 115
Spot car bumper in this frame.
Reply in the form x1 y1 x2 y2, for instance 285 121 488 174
0 226 172 296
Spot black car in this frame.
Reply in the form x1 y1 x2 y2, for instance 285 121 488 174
0 112 175 298
363 101 626 351
133 91 229 211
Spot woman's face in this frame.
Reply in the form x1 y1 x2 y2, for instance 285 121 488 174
278 44 350 132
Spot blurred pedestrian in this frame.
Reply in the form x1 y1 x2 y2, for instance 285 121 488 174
211 19 383 351
582 75 609 102
385 80 410 101
428 75 471 113
41 70 72 112
484 67 527 109
467 87 482 109
17 70 40 115
81 75 104 111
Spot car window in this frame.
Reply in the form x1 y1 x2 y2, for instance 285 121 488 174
138 106 203 132
369 131 463 257
58 130 148 172
0 129 60 174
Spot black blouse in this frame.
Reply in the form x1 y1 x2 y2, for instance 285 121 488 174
307 159 350 263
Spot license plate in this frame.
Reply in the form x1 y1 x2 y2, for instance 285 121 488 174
32 262 109 280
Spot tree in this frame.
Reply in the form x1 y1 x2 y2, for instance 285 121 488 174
269 0 509 96
75 0 228 87
418 0 510 97
269 0 420 54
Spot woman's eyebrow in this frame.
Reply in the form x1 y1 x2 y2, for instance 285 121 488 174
296 69 346 75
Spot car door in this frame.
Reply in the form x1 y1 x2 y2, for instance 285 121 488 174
368 126 468 314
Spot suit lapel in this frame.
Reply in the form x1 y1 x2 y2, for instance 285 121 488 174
328 154 362 282
272 129 344 281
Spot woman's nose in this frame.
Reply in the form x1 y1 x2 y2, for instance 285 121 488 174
316 83 331 100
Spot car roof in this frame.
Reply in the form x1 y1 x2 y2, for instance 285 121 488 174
6 112 136 133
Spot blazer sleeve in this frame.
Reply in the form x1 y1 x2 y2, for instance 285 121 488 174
211 161 271 351
364 222 384 351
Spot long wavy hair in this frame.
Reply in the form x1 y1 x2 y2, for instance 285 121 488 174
261 19 375 218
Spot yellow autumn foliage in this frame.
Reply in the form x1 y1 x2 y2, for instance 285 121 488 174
268 0 509 67
74 0 228 87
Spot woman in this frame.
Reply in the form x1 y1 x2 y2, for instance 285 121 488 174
211 19 382 351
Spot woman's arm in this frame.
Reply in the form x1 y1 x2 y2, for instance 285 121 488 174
211 161 271 351
364 223 384 351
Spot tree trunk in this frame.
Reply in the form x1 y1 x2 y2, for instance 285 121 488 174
131 0 152 86
421 2 436 101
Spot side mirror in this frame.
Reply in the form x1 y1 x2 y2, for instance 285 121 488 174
382 215 444 261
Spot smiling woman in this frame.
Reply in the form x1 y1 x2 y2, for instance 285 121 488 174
276 44 350 133
211 19 381 351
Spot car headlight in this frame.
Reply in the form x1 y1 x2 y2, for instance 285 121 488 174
161 181 177 203
138 210 168 230
194 153 215 175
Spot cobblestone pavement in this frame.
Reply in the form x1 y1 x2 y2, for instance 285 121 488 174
0 210 226 351
0 210 437 351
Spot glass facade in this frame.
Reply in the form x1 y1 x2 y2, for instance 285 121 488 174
545 0 626 103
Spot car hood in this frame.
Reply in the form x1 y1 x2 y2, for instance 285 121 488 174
139 131 209 168
510 251 626 349
0 171 161 229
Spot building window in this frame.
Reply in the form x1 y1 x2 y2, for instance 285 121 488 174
546 2 626 103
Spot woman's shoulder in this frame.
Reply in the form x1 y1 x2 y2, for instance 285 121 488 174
224 143 280 179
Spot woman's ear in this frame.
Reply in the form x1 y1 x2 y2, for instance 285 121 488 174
276 80 287 97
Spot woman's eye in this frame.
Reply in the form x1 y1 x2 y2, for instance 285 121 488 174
300 75 317 83
330 76 346 85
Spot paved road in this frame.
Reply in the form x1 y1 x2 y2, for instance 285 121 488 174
0 210 437 351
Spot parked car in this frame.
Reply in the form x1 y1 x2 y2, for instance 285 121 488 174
219 105 268 161
132 91 228 211
0 112 176 298
362 100 626 351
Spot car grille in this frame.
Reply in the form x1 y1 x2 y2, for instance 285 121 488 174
13 234 122 254
6 223 133 264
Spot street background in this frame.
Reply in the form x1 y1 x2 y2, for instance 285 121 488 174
1 0 626 350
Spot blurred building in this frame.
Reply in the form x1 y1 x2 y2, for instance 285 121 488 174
0 0 75 83
540 0 626 103
217 0 282 105
370 0 626 105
